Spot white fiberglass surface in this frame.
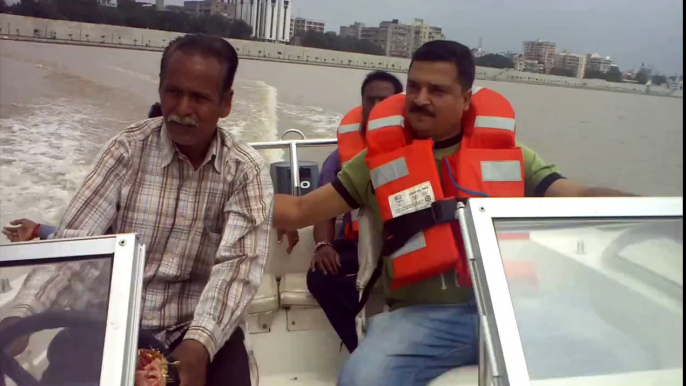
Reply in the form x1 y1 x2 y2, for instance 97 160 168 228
494 217 683 384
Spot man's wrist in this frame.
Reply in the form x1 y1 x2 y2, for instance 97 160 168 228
31 224 41 240
314 241 334 253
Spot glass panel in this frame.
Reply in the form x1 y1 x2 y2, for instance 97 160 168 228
494 218 683 385
0 255 113 385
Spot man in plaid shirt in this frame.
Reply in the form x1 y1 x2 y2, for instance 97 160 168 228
1 34 272 386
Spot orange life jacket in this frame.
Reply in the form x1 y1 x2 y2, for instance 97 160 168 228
364 88 525 290
336 106 368 240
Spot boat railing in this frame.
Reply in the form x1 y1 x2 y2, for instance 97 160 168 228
250 130 338 196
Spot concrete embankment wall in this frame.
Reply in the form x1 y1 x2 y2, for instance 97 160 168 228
1 14 682 98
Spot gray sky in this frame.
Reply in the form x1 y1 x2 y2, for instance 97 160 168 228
168 0 683 74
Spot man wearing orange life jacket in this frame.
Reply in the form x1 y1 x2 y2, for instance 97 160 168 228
273 40 633 386
307 71 403 353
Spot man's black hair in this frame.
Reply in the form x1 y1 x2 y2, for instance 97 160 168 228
361 71 404 95
410 40 475 91
159 34 239 98
148 102 162 118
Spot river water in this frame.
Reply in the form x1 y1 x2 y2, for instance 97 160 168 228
0 40 683 240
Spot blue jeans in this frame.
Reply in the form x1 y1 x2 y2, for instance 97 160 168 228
338 301 479 386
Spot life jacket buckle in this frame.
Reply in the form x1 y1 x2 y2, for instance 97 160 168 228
431 199 461 224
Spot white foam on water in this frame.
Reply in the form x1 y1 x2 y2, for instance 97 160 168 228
222 80 283 163
0 99 123 244
0 81 282 245
278 103 343 137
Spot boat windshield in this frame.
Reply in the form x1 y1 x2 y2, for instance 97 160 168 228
0 235 144 386
464 197 683 386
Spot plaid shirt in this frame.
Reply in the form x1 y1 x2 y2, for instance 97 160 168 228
12 117 274 360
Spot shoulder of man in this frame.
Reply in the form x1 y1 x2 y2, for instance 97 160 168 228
216 126 269 175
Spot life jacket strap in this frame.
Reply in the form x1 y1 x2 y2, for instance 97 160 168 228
381 198 462 257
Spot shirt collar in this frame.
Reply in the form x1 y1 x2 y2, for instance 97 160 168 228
160 123 223 173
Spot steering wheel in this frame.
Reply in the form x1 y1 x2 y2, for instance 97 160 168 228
0 311 106 386
601 220 683 289
0 311 180 386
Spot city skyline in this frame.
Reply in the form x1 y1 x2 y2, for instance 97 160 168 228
166 0 683 74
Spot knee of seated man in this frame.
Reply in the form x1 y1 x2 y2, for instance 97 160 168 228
337 340 397 386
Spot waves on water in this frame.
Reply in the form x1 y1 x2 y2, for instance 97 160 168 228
278 103 343 137
223 80 283 164
0 99 127 243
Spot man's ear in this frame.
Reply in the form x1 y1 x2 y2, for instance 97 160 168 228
462 89 472 112
220 90 234 118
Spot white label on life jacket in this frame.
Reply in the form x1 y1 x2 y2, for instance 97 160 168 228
388 182 435 218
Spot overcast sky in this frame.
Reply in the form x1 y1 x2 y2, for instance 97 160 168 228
165 0 683 74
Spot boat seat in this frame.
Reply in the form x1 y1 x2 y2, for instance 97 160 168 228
279 272 319 307
248 274 279 314
428 365 479 386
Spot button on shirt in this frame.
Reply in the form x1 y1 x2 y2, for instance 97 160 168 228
12 117 274 359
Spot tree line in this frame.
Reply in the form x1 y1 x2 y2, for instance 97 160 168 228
1 0 253 40
296 30 384 56
1 0 386 56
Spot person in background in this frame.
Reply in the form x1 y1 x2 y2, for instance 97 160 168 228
3 103 165 243
307 71 403 353
1 34 273 386
272 40 634 386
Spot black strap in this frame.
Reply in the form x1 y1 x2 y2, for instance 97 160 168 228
354 198 462 315
382 199 460 256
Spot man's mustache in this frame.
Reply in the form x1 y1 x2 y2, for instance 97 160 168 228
167 115 199 128
408 104 435 117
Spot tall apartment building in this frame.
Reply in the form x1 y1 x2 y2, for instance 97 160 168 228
184 1 236 18
359 18 445 58
340 22 365 39
554 51 587 78
411 18 445 49
523 39 557 73
585 54 613 73
290 17 325 37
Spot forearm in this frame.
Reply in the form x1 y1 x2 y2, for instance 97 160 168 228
313 219 336 243
273 184 353 231
581 187 639 197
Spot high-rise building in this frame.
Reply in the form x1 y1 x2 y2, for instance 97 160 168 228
228 0 292 43
340 22 365 39
358 18 444 58
156 0 164 11
585 54 613 73
290 17 325 37
410 18 445 52
523 39 557 73
554 51 587 78
184 1 236 18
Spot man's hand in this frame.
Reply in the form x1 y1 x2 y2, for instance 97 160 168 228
311 244 341 275
277 229 299 254
172 340 209 386
2 219 39 243
0 317 30 357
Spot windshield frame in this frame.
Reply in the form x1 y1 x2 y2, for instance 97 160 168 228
462 197 683 386
0 234 145 386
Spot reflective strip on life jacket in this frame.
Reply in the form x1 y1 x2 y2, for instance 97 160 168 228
389 232 426 259
369 157 409 189
368 115 404 132
481 160 523 182
474 116 516 132
338 122 362 134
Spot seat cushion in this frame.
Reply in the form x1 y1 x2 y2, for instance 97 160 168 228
428 366 478 386
279 273 319 307
248 274 279 314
